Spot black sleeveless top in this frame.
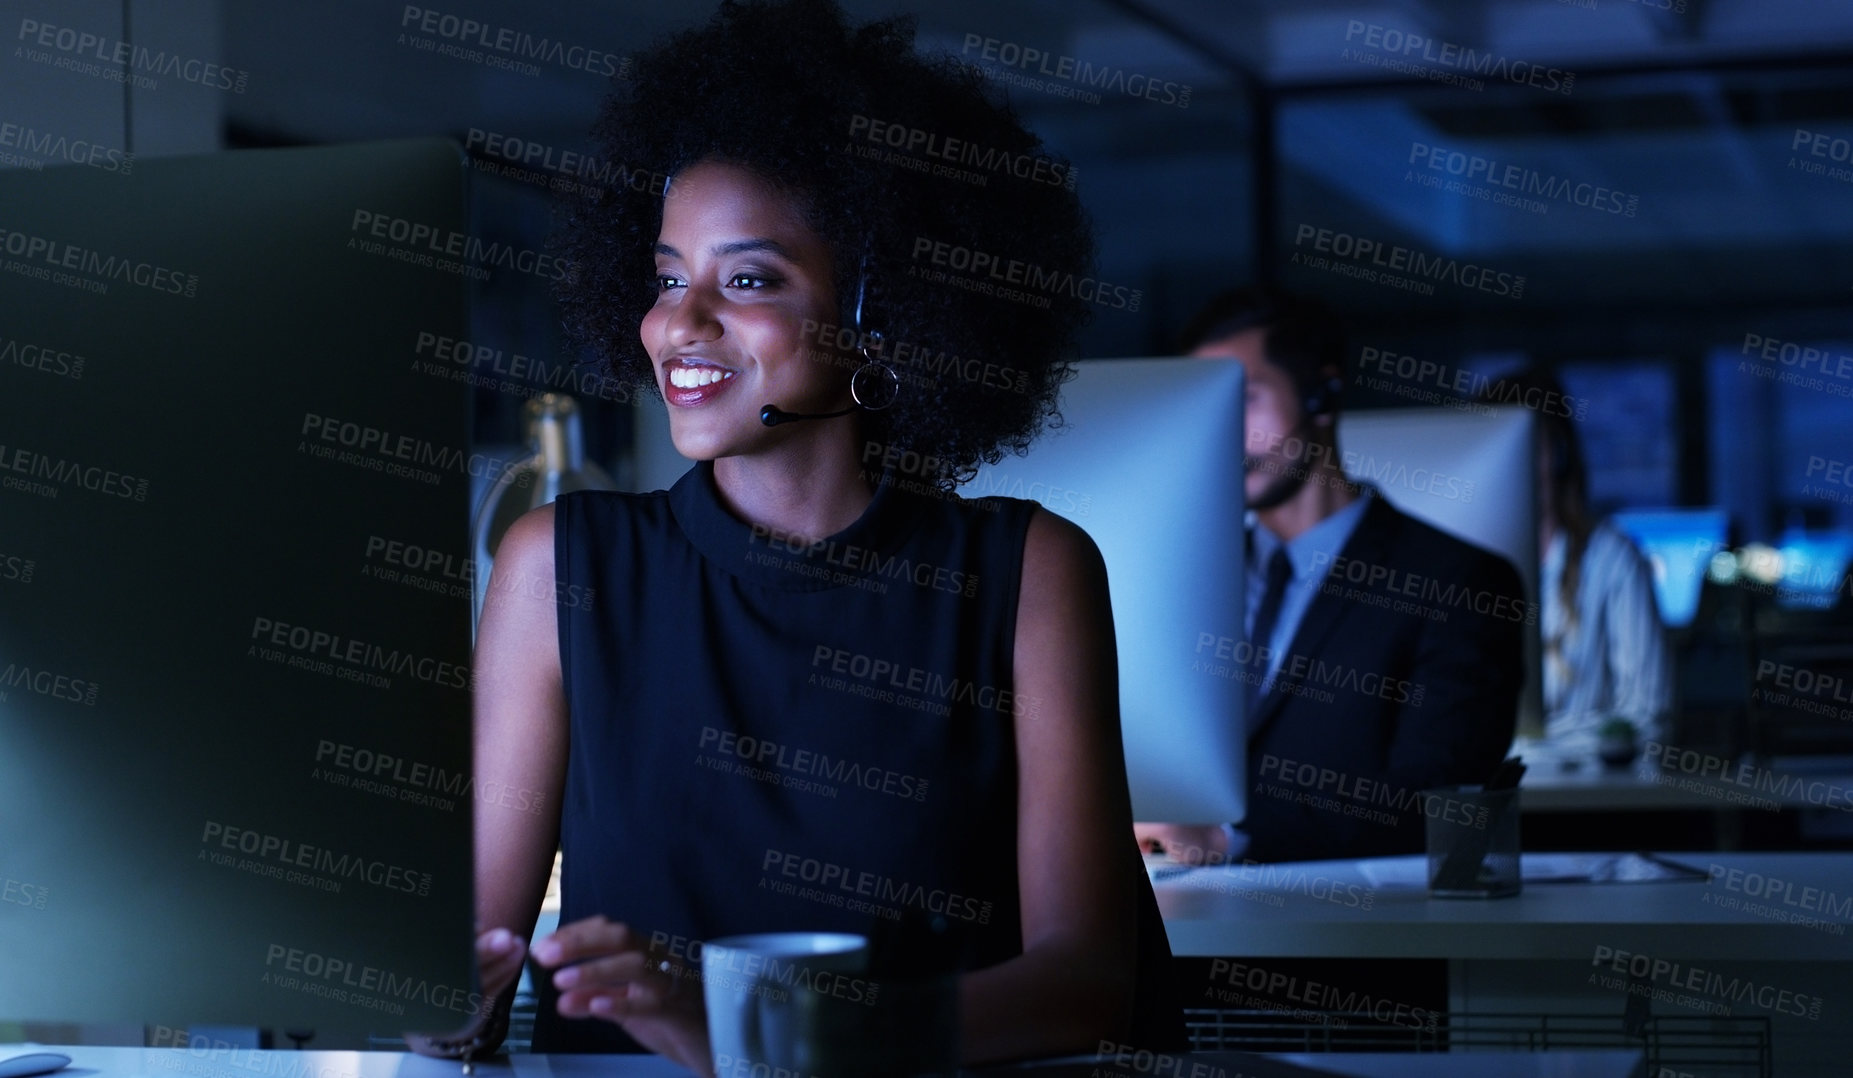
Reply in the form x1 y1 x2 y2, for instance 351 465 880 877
536 462 1183 1054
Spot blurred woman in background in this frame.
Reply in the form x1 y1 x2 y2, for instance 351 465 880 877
1495 369 1672 757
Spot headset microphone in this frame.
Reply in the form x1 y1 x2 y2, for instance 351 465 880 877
760 403 857 427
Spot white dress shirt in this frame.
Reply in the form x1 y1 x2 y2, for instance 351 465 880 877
1540 520 1673 753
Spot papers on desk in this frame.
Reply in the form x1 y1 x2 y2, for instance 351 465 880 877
1355 853 1711 890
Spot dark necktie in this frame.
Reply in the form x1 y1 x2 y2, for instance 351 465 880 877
1246 547 1293 726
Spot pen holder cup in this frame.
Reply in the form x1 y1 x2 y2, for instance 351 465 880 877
1422 785 1521 898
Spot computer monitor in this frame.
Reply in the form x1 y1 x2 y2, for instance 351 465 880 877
1773 527 1853 612
1609 508 1730 626
962 358 1249 824
1337 406 1542 735
0 140 476 1040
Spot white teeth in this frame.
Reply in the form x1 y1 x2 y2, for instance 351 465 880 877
669 366 735 389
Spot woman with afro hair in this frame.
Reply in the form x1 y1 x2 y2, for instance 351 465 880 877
448 0 1184 1069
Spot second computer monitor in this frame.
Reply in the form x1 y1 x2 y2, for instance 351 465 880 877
962 358 1250 824
1337 405 1542 735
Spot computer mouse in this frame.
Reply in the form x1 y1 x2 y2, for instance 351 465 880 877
0 1052 71 1078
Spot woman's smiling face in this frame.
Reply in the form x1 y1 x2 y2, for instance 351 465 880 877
640 160 847 461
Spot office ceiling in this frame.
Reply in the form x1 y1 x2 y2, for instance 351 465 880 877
217 0 1853 318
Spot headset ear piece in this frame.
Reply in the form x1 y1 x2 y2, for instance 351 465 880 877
1304 374 1345 418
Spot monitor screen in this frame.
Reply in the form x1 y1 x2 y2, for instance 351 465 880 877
0 140 477 1040
1337 406 1542 735
1609 508 1730 626
1774 527 1853 612
962 358 1249 825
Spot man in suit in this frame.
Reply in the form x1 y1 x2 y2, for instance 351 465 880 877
1135 289 1525 863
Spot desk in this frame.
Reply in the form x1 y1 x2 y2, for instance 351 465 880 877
1154 852 1852 1075
1511 743 1853 815
2 1045 1647 1078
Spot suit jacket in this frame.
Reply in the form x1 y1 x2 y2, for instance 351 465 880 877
1240 495 1526 862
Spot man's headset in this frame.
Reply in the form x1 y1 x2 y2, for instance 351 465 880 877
1301 372 1346 419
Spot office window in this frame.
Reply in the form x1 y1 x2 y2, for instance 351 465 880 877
1560 360 1676 514
1710 342 1853 538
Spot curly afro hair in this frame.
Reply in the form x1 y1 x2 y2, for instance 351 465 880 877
553 0 1096 488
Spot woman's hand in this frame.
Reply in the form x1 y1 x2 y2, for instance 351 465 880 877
477 925 528 1002
404 925 527 1059
533 915 713 1077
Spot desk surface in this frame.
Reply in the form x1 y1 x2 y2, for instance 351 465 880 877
1154 851 1853 960
6 1045 1647 1078
1512 743 1853 813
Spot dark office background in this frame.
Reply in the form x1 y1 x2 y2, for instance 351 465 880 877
9 0 1853 760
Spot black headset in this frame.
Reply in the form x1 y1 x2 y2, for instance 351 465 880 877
1303 372 1346 419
